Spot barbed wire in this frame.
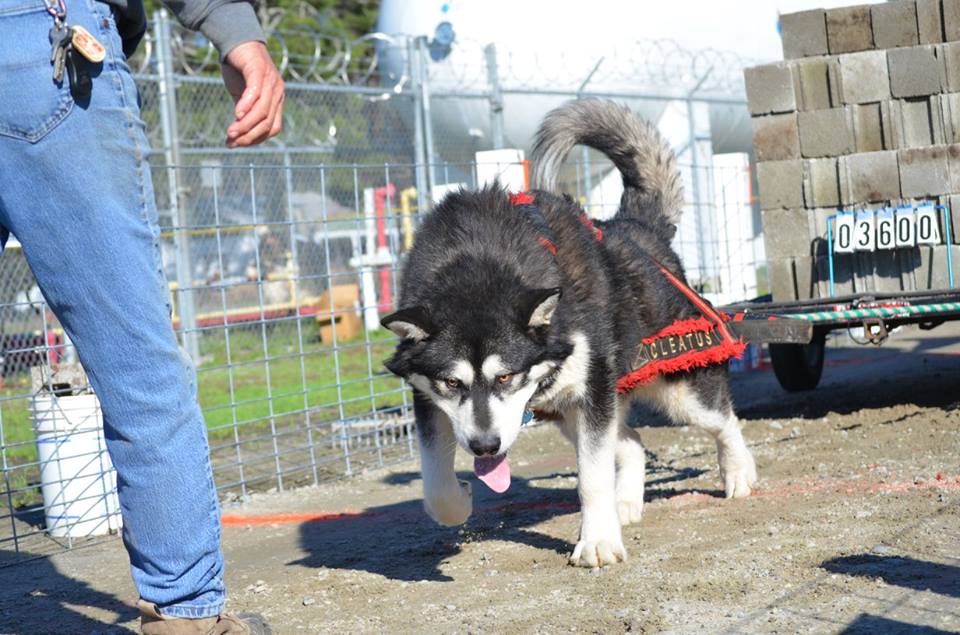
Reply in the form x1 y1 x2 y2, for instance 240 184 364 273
428 37 751 98
129 8 751 98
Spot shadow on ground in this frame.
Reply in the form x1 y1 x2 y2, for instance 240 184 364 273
294 462 720 582
839 613 956 634
731 348 960 421
822 554 960 599
0 549 137 633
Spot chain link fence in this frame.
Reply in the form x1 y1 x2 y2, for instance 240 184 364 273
0 10 759 564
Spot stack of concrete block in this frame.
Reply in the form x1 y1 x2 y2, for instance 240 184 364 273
747 0 960 301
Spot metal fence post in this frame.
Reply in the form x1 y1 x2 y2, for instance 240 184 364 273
576 59 604 211
685 97 716 292
484 43 505 150
155 10 199 360
408 37 430 219
416 36 437 196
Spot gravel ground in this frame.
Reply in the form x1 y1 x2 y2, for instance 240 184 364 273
1 323 959 634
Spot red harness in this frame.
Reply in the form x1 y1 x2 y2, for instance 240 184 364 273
510 191 745 392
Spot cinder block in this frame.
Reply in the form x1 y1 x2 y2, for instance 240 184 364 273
871 2 919 49
745 63 798 115
839 151 901 204
798 108 855 157
853 252 877 293
888 46 944 98
888 97 945 148
917 0 944 44
836 50 889 104
752 113 800 162
803 158 841 207
881 100 901 147
908 97 943 147
945 144 960 192
900 246 922 290
781 9 829 59
902 99 927 147
816 254 855 296
945 0 960 40
850 103 885 152
899 146 950 197
795 255 817 299
809 207 834 237
769 258 798 301
937 193 960 242
873 250 903 292
757 160 804 209
918 244 960 289
809 208 835 257
940 93 960 142
826 5 875 55
795 57 838 110
762 208 814 259
940 42 960 91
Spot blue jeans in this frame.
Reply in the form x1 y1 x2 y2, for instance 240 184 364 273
0 0 224 618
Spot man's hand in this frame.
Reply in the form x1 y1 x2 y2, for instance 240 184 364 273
221 42 284 147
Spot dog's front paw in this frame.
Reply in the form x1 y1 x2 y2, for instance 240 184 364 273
616 497 644 526
569 511 628 567
569 537 628 568
719 447 757 498
424 479 473 526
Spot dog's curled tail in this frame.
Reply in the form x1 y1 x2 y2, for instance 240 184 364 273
531 99 684 227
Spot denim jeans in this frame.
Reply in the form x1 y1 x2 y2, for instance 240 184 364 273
0 0 224 618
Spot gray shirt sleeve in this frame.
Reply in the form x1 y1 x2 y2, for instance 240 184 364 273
162 0 266 58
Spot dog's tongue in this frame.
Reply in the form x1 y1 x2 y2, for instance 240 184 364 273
474 454 511 493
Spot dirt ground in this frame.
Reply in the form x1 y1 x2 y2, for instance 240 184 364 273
2 323 959 634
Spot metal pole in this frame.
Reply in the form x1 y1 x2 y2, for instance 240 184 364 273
416 36 437 198
282 147 320 486
484 43 505 149
155 11 199 360
686 99 705 286
408 37 430 220
576 58 604 211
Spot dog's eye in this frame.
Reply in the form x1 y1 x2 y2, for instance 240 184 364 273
444 377 462 389
496 373 513 384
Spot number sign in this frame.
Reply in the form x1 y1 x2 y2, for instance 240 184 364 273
875 208 895 250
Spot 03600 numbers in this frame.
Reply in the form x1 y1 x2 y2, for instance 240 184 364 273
833 206 942 253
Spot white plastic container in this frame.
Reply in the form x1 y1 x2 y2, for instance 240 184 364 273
31 394 122 537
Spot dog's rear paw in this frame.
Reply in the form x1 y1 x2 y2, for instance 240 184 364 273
721 450 757 498
424 480 473 526
569 538 628 568
616 498 644 526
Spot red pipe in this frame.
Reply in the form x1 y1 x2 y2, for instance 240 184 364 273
374 184 396 311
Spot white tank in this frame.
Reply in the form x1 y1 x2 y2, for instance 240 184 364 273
377 0 882 161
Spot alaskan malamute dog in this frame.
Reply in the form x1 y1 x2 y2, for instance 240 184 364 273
382 100 757 568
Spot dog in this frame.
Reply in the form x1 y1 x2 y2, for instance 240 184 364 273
381 99 757 568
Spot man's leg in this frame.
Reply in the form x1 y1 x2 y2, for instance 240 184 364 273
0 2 224 618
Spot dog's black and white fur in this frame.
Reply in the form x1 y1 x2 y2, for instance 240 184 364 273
382 100 757 567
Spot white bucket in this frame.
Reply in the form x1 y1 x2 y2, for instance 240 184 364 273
31 394 122 537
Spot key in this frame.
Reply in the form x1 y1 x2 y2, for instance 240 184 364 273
49 24 70 83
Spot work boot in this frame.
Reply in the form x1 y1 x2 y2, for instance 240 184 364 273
138 600 272 634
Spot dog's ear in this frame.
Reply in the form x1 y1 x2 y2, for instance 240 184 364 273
521 287 562 328
382 306 433 342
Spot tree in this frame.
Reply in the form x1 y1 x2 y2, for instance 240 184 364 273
143 0 379 42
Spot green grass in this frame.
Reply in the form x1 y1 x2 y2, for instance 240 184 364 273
1 318 405 467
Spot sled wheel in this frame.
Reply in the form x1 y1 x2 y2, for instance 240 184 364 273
769 331 826 392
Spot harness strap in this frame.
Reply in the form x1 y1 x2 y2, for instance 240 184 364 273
651 260 739 347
